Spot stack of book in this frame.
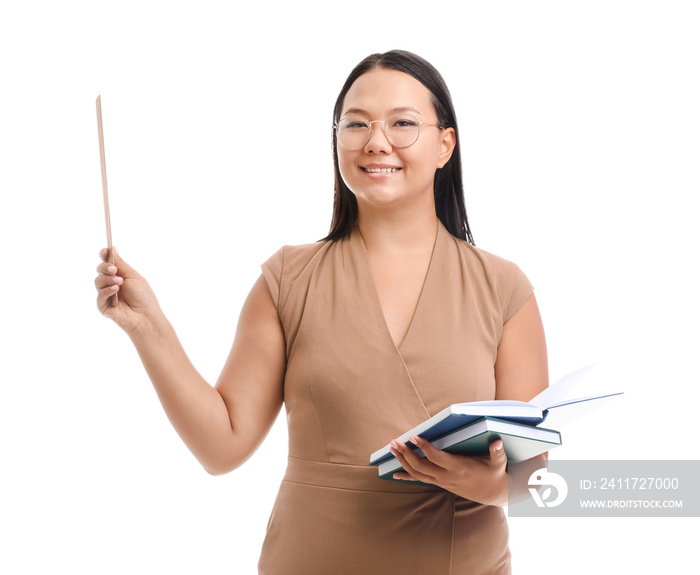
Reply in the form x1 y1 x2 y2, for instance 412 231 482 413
370 365 622 482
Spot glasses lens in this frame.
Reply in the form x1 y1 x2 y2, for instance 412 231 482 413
335 114 421 149
386 114 420 148
337 116 370 150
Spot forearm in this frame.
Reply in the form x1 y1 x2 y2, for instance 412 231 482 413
127 314 238 474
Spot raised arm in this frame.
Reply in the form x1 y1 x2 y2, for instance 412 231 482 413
95 249 286 475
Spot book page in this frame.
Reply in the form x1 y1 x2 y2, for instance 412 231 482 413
530 364 597 408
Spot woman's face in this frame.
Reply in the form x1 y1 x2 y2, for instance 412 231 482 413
337 68 455 214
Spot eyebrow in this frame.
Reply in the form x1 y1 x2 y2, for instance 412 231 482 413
342 106 421 117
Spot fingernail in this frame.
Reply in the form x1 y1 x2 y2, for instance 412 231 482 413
107 265 117 273
495 440 504 451
390 441 400 450
113 276 123 284
409 436 419 445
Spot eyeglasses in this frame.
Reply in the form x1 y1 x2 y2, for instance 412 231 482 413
334 113 445 150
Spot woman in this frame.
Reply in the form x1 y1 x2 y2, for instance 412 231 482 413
95 50 548 574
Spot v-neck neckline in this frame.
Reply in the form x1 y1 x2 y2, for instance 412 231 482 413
355 221 441 353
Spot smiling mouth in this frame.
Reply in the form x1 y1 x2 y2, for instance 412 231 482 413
361 167 401 173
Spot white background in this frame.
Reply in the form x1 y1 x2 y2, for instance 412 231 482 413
1 1 698 573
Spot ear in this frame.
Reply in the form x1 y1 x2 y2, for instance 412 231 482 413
436 127 456 169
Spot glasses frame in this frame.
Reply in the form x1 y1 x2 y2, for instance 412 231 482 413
334 113 445 150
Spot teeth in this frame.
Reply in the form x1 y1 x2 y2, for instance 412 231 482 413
364 168 399 173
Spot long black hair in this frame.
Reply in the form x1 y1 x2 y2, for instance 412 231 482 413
324 50 474 244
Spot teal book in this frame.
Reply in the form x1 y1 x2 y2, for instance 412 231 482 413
377 417 561 482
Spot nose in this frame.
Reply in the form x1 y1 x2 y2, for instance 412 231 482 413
364 120 392 154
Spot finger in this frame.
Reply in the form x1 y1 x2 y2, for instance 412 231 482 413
391 449 433 483
96 261 118 275
111 248 141 278
99 283 121 296
390 441 440 483
99 247 116 262
409 435 451 467
489 439 507 467
99 247 140 277
392 470 418 481
97 283 121 312
390 446 422 481
95 273 123 290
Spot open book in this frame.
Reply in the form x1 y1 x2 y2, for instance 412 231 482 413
370 365 622 466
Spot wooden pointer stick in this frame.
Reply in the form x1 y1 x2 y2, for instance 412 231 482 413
96 95 118 306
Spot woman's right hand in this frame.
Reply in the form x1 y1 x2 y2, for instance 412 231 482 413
95 248 164 335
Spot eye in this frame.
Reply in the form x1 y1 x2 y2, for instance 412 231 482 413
340 117 369 130
391 117 419 129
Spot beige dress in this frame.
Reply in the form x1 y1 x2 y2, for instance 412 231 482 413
259 221 533 574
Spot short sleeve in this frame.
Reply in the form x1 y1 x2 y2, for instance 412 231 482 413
261 247 284 313
503 263 534 324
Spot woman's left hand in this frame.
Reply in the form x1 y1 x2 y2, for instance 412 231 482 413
389 436 508 506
